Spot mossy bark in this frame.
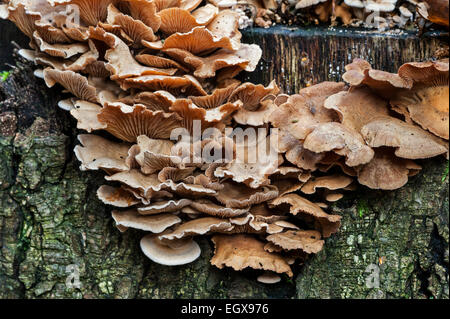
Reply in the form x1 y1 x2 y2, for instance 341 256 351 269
0 20 448 299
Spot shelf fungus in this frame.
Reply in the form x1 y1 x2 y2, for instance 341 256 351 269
3 0 449 282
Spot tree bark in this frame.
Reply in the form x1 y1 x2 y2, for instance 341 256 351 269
0 20 448 299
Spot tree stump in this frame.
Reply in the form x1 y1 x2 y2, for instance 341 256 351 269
0 20 448 299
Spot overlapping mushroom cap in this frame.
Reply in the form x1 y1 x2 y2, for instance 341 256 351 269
3 1 448 282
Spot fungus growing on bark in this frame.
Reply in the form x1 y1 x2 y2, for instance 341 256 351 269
3 0 449 281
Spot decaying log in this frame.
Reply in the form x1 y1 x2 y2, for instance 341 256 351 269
0 20 448 298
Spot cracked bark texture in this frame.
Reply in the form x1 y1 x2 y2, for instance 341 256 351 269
0 20 448 299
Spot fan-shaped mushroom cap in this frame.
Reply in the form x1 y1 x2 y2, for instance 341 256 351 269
207 9 241 43
70 100 107 132
138 199 193 215
103 31 176 79
189 82 239 109
112 209 182 233
301 174 354 194
272 129 325 171
158 167 197 182
159 217 233 240
214 181 278 208
158 5 218 35
43 68 98 102
131 91 177 112
271 82 345 140
392 60 449 140
269 194 341 238
122 75 207 96
97 103 182 142
211 234 293 276
97 185 140 207
357 148 421 190
257 272 281 284
304 122 374 167
229 80 279 111
140 235 201 266
190 199 249 217
135 54 189 73
361 117 448 159
33 31 88 58
102 4 158 44
266 230 324 254
145 26 239 55
164 47 249 78
325 192 344 202
324 87 390 132
74 134 130 172
342 59 412 96
122 0 161 31
233 98 277 126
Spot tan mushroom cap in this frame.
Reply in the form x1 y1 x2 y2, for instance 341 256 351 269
131 91 177 112
97 185 140 208
356 148 420 190
112 209 182 233
122 75 207 96
33 31 89 58
210 234 293 277
122 0 161 31
138 199 193 215
189 82 239 109
135 54 189 73
159 217 233 240
43 68 98 103
324 87 390 133
361 117 448 159
295 0 328 9
229 80 279 111
164 47 249 79
74 134 130 172
140 234 201 266
271 82 345 140
158 167 197 183
392 60 449 140
266 230 324 254
144 26 239 55
51 0 118 26
233 99 277 126
102 4 158 44
190 199 249 217
97 103 183 142
301 174 353 194
207 9 241 43
214 181 278 209
269 194 341 238
158 5 218 35
304 122 374 167
272 129 325 171
70 101 107 133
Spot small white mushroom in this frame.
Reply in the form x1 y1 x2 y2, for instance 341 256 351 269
140 235 201 266
257 272 282 284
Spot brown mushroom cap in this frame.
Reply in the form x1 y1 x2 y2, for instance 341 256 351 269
159 216 233 240
140 234 201 266
392 60 449 140
269 194 341 238
301 174 353 194
356 148 420 190
361 117 448 159
112 209 182 233
304 122 375 167
266 230 324 254
138 199 193 215
210 234 293 276
74 134 130 172
97 185 140 207
190 199 249 217
215 181 279 208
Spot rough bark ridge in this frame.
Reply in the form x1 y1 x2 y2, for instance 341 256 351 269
0 21 448 299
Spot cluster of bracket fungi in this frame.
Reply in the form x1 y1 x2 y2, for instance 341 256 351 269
1 0 448 284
